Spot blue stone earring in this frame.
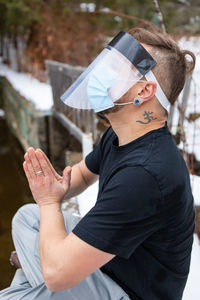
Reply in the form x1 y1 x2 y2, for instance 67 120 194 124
134 99 141 105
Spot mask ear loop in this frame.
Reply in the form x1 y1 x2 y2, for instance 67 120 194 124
114 79 147 107
115 98 143 106
114 77 170 110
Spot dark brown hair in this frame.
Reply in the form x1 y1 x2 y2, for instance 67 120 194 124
128 28 196 105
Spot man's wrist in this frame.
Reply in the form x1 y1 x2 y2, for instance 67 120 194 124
39 201 67 240
39 201 61 211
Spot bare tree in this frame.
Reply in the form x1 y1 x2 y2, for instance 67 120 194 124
153 0 166 33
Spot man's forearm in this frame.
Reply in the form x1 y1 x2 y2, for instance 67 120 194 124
65 161 98 199
39 203 67 284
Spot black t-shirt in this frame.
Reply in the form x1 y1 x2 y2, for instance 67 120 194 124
73 123 195 300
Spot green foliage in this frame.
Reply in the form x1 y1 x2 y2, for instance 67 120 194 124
0 0 200 40
159 0 200 33
0 0 42 36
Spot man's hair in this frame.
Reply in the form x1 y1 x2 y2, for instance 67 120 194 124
128 28 196 105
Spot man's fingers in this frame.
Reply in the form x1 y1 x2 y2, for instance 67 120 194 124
24 152 36 179
23 161 32 183
37 149 61 180
27 147 44 176
62 166 72 190
35 149 53 178
25 147 61 180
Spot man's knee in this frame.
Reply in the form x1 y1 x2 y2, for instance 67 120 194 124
12 203 39 229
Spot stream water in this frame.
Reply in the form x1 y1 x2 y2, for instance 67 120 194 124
0 118 32 289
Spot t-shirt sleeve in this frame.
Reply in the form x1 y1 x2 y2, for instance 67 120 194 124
85 127 112 174
85 143 102 175
73 166 164 258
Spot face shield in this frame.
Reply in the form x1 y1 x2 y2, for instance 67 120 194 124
60 31 170 113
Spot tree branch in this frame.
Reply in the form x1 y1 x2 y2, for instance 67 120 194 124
90 9 160 32
153 0 166 33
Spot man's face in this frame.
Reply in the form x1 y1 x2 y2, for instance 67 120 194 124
100 105 123 116
100 81 144 116
100 43 153 116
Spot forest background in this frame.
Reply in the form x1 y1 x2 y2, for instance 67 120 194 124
0 0 200 78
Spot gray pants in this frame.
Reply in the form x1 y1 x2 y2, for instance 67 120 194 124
0 204 130 300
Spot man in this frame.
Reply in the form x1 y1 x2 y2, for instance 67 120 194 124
0 28 196 299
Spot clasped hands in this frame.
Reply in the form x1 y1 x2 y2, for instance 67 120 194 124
23 147 72 207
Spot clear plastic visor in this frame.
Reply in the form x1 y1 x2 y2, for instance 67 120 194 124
60 46 143 111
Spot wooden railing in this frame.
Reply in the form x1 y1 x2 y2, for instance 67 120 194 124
46 59 193 159
45 60 100 156
0 76 45 151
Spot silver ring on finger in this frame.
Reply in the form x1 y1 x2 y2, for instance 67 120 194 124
35 170 43 175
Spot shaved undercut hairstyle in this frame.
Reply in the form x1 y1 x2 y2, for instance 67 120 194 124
128 28 196 105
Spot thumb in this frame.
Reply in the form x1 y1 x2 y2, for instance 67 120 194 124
62 166 72 190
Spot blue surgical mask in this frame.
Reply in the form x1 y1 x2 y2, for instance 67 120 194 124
87 64 119 112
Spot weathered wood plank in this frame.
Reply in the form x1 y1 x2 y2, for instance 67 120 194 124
53 109 93 157
0 76 47 151
45 60 99 145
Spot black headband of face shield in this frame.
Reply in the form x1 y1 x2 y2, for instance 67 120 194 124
107 31 157 76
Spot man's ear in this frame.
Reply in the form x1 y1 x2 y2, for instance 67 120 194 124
137 81 157 103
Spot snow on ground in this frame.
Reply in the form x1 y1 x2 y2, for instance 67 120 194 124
190 174 200 206
80 2 96 12
182 118 200 161
0 63 53 111
183 234 200 300
0 109 5 118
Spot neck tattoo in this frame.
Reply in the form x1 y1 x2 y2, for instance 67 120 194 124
136 111 157 124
